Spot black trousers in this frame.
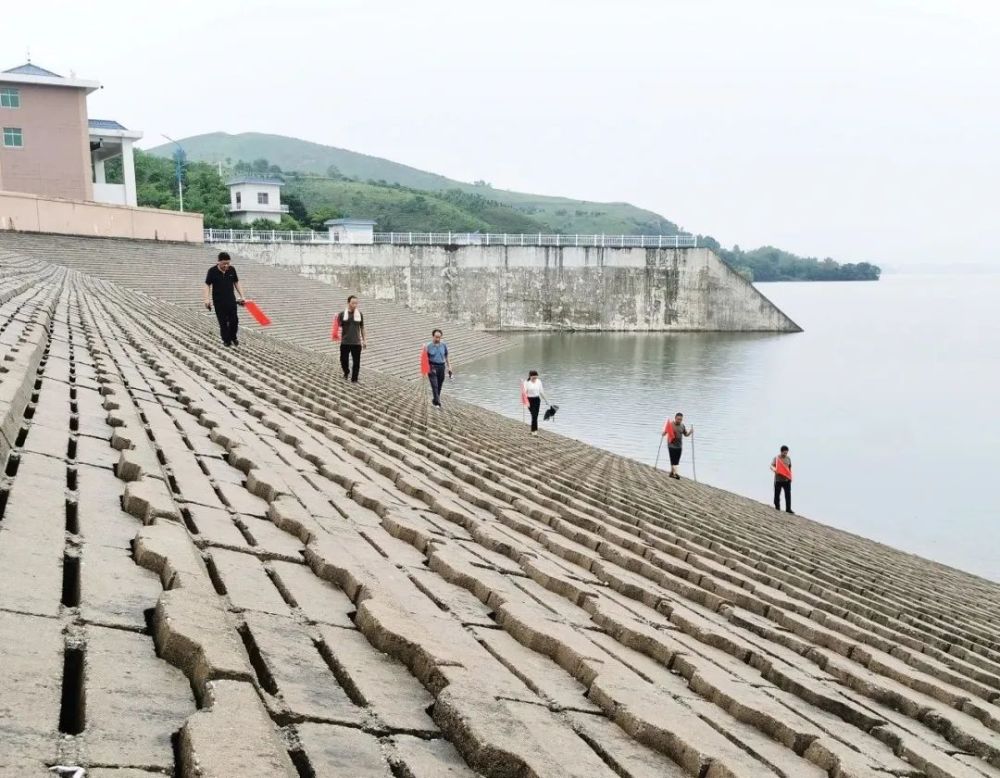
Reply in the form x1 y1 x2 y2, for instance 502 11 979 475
774 480 791 511
340 344 362 381
214 303 238 344
528 397 541 431
428 363 446 404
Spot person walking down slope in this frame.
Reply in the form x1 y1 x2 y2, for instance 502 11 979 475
425 329 453 408
334 295 367 382
663 412 693 480
770 445 794 514
203 251 246 347
524 370 549 436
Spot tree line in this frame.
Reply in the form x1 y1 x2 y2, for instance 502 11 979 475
115 152 879 281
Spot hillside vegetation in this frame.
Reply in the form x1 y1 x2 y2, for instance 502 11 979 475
142 133 879 281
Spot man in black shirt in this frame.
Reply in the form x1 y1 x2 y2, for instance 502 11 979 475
203 252 246 346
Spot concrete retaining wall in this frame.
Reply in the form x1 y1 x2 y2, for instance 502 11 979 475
213 242 800 332
0 191 203 243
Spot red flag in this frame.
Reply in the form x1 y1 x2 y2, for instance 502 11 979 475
520 382 529 407
420 347 430 376
774 457 793 481
331 314 341 342
244 300 271 326
663 420 677 444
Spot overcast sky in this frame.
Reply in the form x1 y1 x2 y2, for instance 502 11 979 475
8 0 999 266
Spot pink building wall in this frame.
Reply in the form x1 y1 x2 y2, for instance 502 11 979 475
0 83 93 201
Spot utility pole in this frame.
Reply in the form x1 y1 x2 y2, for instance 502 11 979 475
162 134 186 212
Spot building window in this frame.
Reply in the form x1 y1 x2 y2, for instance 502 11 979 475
2 127 23 147
235 192 242 207
257 192 269 205
0 88 20 108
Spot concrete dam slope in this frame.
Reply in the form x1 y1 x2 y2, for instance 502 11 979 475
217 241 802 332
0 231 510 378
2 246 999 777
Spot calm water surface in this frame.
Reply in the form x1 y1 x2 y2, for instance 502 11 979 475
446 274 1000 581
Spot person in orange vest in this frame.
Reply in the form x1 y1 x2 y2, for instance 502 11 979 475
662 412 693 479
770 445 793 513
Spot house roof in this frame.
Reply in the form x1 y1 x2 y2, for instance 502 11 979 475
226 177 285 187
1 62 100 93
325 218 377 226
3 63 62 77
89 119 127 131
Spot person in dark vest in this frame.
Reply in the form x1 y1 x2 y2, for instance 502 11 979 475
662 412 693 479
425 329 453 408
337 295 367 382
770 445 794 513
203 251 246 346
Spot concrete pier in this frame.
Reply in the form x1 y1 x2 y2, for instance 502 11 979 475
211 241 802 332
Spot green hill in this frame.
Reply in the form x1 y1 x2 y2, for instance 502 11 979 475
146 132 678 234
144 132 879 281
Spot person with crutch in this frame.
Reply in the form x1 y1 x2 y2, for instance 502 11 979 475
662 412 693 479
770 445 794 513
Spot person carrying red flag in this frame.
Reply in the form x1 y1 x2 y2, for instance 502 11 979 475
662 412 693 479
770 445 794 514
424 328 452 408
203 251 247 347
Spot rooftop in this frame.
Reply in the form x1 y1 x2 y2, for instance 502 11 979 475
226 176 285 187
88 119 128 131
325 218 377 226
3 62 62 77
0 61 101 93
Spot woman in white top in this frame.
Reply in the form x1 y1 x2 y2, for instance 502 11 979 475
524 370 548 436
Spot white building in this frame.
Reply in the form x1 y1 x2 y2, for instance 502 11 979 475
325 218 376 244
226 177 287 224
90 119 143 206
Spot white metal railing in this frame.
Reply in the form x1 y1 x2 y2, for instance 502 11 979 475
377 232 697 247
204 228 323 242
204 228 698 248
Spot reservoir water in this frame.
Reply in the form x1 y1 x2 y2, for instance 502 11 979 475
447 273 1000 581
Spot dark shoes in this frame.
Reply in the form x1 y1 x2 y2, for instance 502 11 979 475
669 473 681 480
232 339 239 347
224 341 232 347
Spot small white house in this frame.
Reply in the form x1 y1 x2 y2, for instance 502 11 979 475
90 119 143 207
226 177 287 224
325 218 376 244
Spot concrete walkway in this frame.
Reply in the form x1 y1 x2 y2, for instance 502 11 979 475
0 246 998 777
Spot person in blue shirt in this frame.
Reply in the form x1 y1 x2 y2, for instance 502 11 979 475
426 328 453 408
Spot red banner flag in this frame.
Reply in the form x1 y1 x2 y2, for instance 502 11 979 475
420 347 430 376
331 315 341 342
663 420 677 444
774 457 793 481
520 382 529 407
244 300 271 326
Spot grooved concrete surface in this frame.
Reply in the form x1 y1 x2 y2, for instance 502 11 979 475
1 244 999 778
0 231 510 378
